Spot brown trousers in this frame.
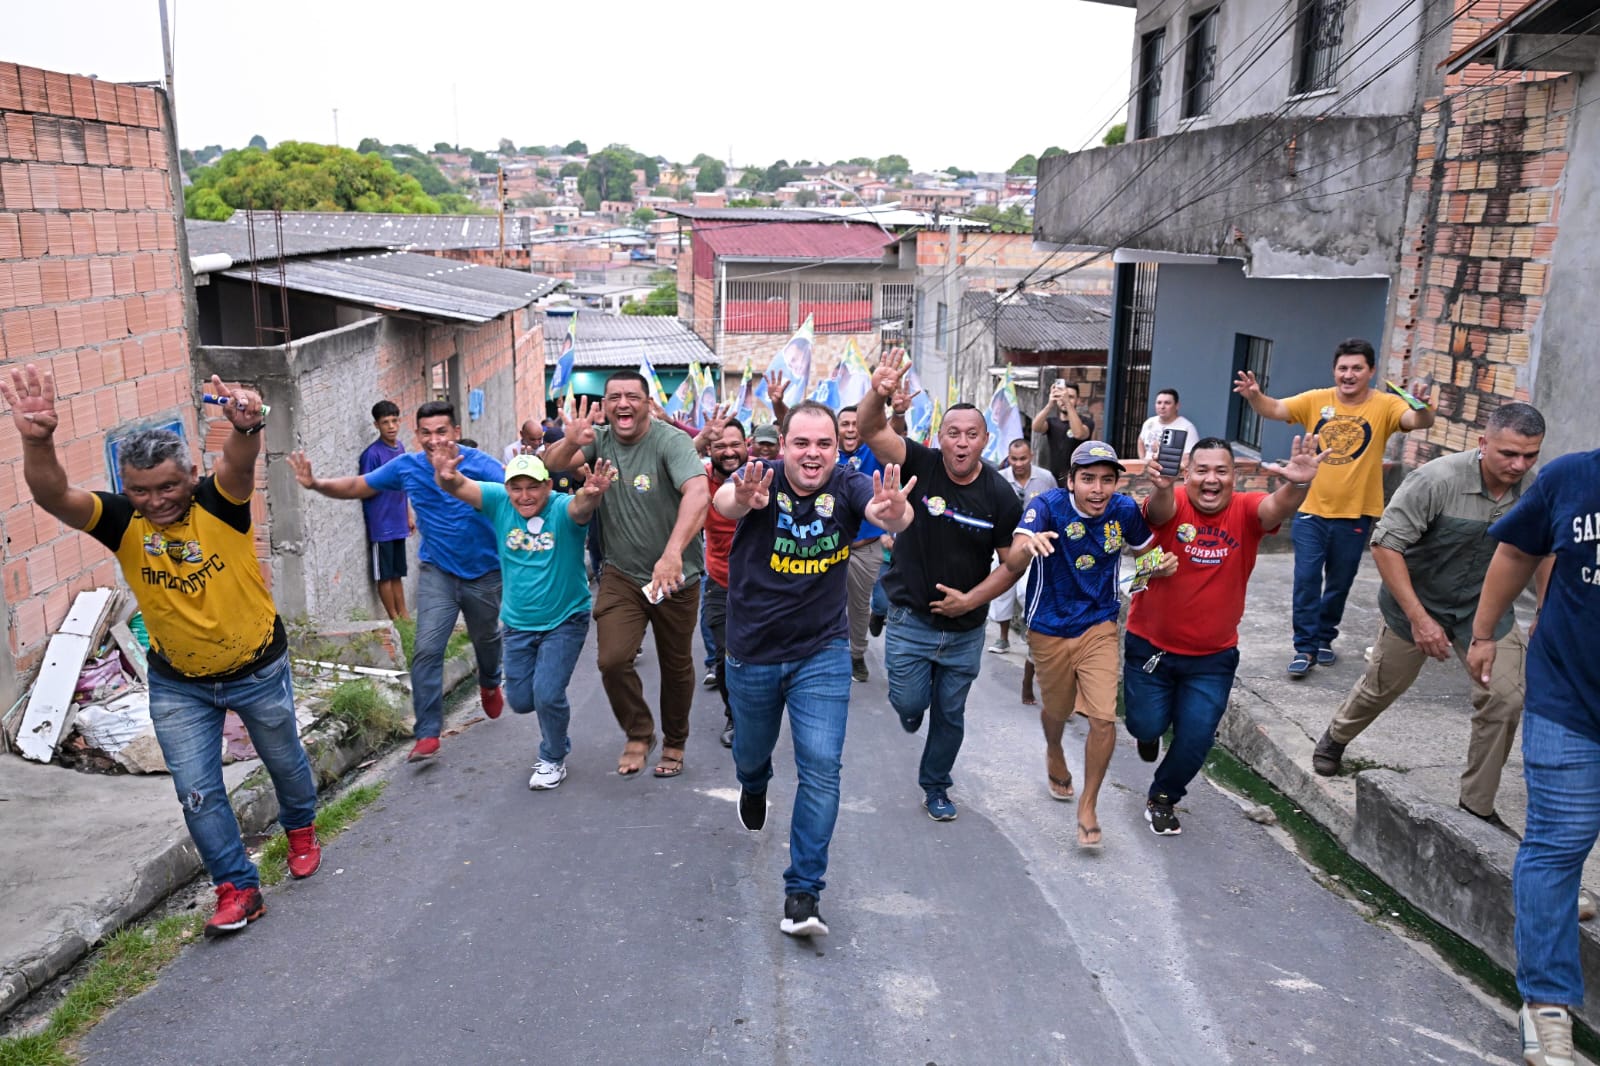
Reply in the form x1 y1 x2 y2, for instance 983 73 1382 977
1328 620 1525 816
593 566 700 750
845 543 882 660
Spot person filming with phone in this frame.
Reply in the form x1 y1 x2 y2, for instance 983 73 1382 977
1032 378 1095 486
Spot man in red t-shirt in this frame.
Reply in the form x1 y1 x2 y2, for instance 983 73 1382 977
1125 435 1326 835
700 418 748 748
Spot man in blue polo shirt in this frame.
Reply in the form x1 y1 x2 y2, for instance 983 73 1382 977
1467 447 1600 1066
288 400 505 762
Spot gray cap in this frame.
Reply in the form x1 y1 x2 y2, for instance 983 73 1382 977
752 424 780 444
1070 440 1125 471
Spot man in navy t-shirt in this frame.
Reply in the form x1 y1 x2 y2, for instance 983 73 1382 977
289 400 506 762
1468 448 1600 1063
716 401 915 939
359 400 412 622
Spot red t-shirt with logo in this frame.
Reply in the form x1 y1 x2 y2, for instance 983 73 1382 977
1127 488 1276 656
704 466 735 588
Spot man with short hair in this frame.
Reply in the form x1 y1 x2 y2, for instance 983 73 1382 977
699 413 748 747
431 445 616 791
717 401 915 938
1312 403 1546 828
289 401 506 762
859 354 1024 824
1234 338 1435 677
4 365 323 938
503 419 543 465
749 423 780 460
1032 379 1095 484
1467 445 1600 1066
1136 388 1200 466
1127 435 1325 835
545 371 710 778
838 404 885 681
990 438 1056 655
361 400 412 622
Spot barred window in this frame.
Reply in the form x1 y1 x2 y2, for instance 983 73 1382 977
1294 0 1346 94
1183 8 1220 118
880 282 913 348
723 280 790 334
798 281 874 333
1136 29 1166 140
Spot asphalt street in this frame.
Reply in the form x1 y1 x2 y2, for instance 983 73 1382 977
80 633 1519 1066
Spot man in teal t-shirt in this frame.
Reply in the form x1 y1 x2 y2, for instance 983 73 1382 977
431 445 615 790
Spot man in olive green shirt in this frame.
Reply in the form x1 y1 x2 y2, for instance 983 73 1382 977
1312 403 1545 825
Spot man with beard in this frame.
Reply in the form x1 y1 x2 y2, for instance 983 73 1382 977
1126 435 1325 835
718 401 915 937
544 371 710 778
858 354 1024 824
837 405 885 682
698 412 748 747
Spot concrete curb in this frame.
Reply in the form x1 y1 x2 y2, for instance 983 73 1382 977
1218 693 1600 1023
0 653 474 1022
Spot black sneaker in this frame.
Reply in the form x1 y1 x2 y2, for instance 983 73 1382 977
780 893 829 937
1311 728 1345 777
851 656 868 683
1137 738 1160 763
720 716 734 749
738 788 767 831
1146 793 1182 835
869 613 885 637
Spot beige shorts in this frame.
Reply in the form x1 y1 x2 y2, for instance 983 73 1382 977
1029 621 1120 723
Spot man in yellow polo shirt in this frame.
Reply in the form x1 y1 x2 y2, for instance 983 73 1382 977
1233 338 1435 677
3 364 321 940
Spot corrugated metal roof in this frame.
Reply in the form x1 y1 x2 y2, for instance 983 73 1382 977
543 312 719 367
963 290 1112 353
215 211 536 250
662 206 834 222
219 251 558 323
186 219 393 263
697 222 895 262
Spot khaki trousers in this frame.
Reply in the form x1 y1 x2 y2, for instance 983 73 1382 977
593 566 700 750
1328 620 1525 815
845 543 882 660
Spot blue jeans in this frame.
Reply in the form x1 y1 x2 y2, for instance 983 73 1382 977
148 652 318 890
883 608 986 795
1515 712 1600 1006
1122 631 1240 803
413 562 503 739
870 570 889 618
699 574 718 669
503 611 590 763
1289 513 1373 653
726 639 851 898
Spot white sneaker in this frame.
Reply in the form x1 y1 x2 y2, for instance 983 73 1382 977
1521 1004 1575 1066
528 759 568 790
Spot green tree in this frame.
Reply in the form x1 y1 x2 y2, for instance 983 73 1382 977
536 166 553 179
1040 145 1066 161
760 160 801 191
695 159 726 192
846 156 874 166
518 192 553 208
968 204 1032 233
728 196 767 207
436 192 485 213
580 145 638 203
559 161 584 178
583 188 600 212
186 186 233 221
1008 153 1038 176
563 139 587 155
1103 123 1126 146
794 188 819 207
875 154 910 178
630 207 657 226
248 134 268 150
179 148 198 172
357 137 383 154
737 169 763 190
468 150 497 173
945 166 976 180
621 281 678 316
183 142 443 220
433 141 455 153
630 152 660 188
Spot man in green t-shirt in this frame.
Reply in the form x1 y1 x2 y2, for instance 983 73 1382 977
545 371 711 779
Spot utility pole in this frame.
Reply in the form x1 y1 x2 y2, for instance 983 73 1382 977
497 166 506 268
332 108 339 147
157 0 176 118
942 214 961 404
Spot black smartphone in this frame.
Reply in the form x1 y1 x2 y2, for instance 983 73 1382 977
1156 427 1187 476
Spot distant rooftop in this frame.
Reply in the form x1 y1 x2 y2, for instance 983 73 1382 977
962 290 1112 353
544 311 718 367
186 219 392 264
212 211 538 251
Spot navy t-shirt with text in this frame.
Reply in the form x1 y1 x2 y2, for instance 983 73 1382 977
1487 449 1600 741
727 462 874 665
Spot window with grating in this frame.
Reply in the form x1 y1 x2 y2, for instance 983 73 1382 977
1229 334 1273 449
798 281 875 333
1183 8 1220 118
1136 29 1167 140
723 280 790 333
1293 0 1345 95
880 283 913 348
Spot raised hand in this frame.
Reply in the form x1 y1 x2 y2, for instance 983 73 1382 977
209 374 265 432
868 464 917 526
1260 434 1330 485
582 458 617 497
1404 379 1433 407
1144 456 1177 492
560 396 599 448
1232 370 1262 400
732 460 774 511
1 364 60 441
286 451 318 489
872 348 911 399
428 439 464 487
1015 529 1059 560
765 370 789 403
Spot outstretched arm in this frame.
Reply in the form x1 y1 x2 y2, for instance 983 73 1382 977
1232 371 1292 424
1256 434 1327 529
858 349 909 465
1 364 96 529
428 440 483 510
287 451 379 500
569 459 616 525
208 374 268 502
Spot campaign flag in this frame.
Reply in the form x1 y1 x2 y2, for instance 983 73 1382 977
735 364 776 426
904 365 935 443
925 400 944 446
665 363 699 424
695 364 720 425
946 370 960 409
764 315 814 407
982 365 1024 464
549 314 577 397
810 377 842 411
835 338 872 408
639 352 671 408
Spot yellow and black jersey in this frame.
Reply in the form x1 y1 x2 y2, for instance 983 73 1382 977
86 475 285 681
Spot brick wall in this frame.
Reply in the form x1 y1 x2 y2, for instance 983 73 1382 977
0 63 192 690
1386 69 1576 465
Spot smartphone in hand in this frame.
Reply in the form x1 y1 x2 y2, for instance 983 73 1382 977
1156 428 1188 477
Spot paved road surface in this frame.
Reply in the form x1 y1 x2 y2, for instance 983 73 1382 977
81 639 1518 1065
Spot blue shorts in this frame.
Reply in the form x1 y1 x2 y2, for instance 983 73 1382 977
371 539 407 581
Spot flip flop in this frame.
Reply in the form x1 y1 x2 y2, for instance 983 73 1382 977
653 749 685 778
1047 774 1075 802
618 736 656 777
1022 693 1038 706
1077 822 1103 850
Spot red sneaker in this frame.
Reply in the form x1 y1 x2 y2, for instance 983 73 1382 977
481 686 504 720
407 737 440 762
204 882 265 938
286 825 321 879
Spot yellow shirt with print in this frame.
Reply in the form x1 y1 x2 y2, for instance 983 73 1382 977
86 476 283 680
1282 387 1409 519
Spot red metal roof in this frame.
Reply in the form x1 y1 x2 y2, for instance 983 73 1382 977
693 222 894 278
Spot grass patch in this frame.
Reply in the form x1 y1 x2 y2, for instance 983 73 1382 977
256 782 386 886
320 680 409 750
392 619 470 669
1203 745 1600 1060
1337 755 1409 777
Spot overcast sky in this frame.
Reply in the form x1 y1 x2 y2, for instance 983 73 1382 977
11 1 1135 173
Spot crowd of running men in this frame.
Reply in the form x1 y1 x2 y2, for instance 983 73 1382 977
5 335 1596 1066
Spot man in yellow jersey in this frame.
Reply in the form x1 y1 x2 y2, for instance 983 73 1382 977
1233 339 1435 677
3 365 321 939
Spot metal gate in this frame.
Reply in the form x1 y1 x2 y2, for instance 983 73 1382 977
1112 261 1157 459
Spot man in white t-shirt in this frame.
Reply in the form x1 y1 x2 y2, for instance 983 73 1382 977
1137 389 1199 467
989 439 1056 655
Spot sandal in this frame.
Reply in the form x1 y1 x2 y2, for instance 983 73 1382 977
653 748 685 778
1022 692 1038 706
1047 774 1075 802
1077 822 1103 850
618 736 655 777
